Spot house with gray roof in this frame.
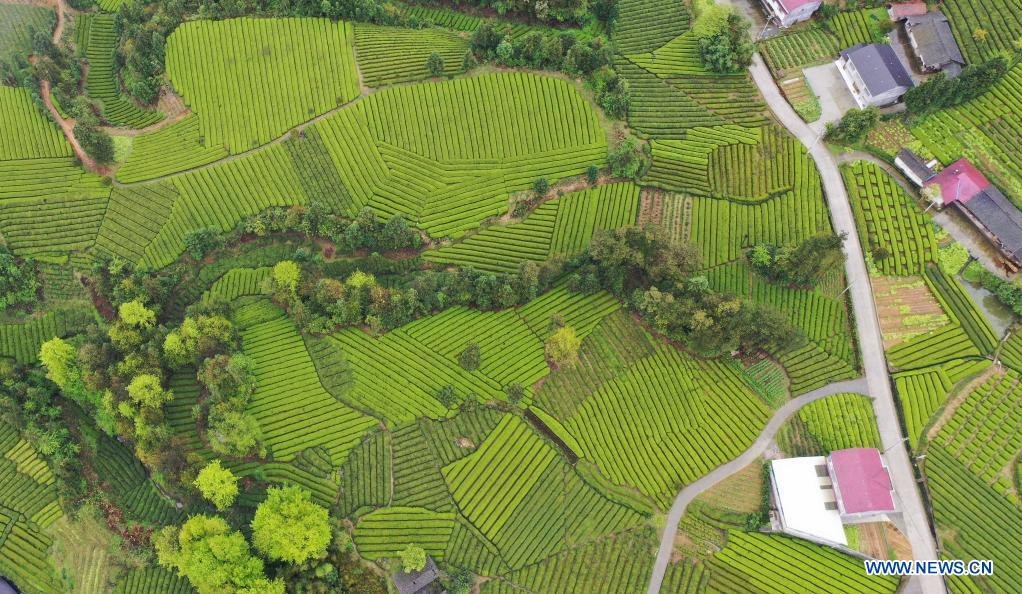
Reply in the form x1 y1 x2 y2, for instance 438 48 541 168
904 12 965 76
835 44 915 108
393 557 444 594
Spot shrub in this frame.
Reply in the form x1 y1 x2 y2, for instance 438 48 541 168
458 342 481 371
426 51 444 77
546 326 581 366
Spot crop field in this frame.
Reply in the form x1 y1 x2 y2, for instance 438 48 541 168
942 0 1022 63
827 8 888 48
424 183 640 272
843 161 938 276
0 5 54 63
166 18 361 151
240 302 377 462
354 25 468 85
708 531 899 593
759 27 841 74
76 15 163 128
911 62 1022 206
116 115 228 183
0 87 69 160
0 424 63 594
0 307 93 364
779 393 881 455
872 275 949 349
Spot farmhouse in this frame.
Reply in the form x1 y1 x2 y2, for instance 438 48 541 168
770 448 896 547
759 0 822 28
925 158 1022 269
894 148 935 186
836 44 915 108
392 557 443 594
903 12 965 76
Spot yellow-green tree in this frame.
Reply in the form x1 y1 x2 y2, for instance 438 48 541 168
545 326 581 367
251 485 331 565
193 460 239 511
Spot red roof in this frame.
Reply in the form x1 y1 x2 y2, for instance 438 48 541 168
779 0 817 11
925 158 990 205
829 448 896 515
888 2 928 19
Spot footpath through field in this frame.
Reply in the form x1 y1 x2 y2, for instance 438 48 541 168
646 377 869 594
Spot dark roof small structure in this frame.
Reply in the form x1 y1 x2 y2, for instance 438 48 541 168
904 12 965 73
895 148 935 185
959 186 1022 261
839 44 915 96
393 557 442 594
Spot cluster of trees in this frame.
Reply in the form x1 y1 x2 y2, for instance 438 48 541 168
468 24 629 117
746 234 846 287
824 106 880 144
267 255 564 335
155 483 334 594
0 245 37 312
970 264 1022 317
572 225 805 354
116 1 185 105
905 57 1009 116
691 0 753 73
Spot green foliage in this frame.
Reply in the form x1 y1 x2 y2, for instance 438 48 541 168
458 342 481 372
427 51 445 77
252 485 332 565
825 107 880 144
183 228 223 260
697 13 754 73
118 300 156 328
193 459 239 511
154 514 284 594
905 58 1009 116
38 337 77 389
545 326 581 366
0 246 37 311
400 544 427 573
747 233 846 287
608 138 644 179
271 260 301 297
126 374 172 408
73 122 115 164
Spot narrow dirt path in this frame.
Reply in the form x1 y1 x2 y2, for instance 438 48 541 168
40 79 109 175
646 377 869 593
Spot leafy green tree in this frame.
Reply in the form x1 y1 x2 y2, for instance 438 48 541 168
193 460 238 511
458 342 481 371
436 385 457 408
426 51 445 77
38 338 78 389
118 300 156 328
825 107 880 144
400 544 427 573
252 485 331 565
154 515 284 594
505 383 525 404
271 260 301 297
0 246 37 311
207 409 264 458
73 123 115 163
698 12 753 73
183 228 222 260
546 326 581 366
126 374 172 408
608 138 645 179
532 177 550 197
586 165 600 185
163 315 237 367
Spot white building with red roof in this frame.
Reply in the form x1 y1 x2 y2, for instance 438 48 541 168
770 448 896 547
760 0 822 27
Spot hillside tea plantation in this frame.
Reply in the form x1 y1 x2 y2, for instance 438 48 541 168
12 0 1015 589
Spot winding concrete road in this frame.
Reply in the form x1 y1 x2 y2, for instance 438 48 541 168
646 377 870 593
760 55 942 593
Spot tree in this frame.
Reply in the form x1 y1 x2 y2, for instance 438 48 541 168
193 460 238 511
532 177 550 197
505 383 524 404
546 326 581 366
118 300 156 328
127 374 173 408
586 165 600 185
905 57 1008 115
400 544 427 573
271 260 301 298
207 409 264 458
436 385 457 408
183 228 222 260
462 50 479 72
458 342 481 371
381 215 415 250
38 338 77 389
198 354 256 407
154 515 284 594
252 485 331 565
746 233 846 287
426 51 445 77
73 123 115 163
0 246 36 311
824 107 880 144
608 138 644 179
697 12 753 73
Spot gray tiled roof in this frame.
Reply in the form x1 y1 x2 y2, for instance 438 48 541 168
904 12 965 69
392 557 441 594
962 187 1022 258
840 44 914 95
896 149 934 182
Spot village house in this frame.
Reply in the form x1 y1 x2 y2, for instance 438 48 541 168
836 44 915 108
760 0 823 28
903 12 966 76
770 448 897 547
393 557 445 594
925 158 1022 270
887 1 928 21
894 148 936 187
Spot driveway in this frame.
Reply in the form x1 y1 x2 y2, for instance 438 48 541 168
803 62 858 133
